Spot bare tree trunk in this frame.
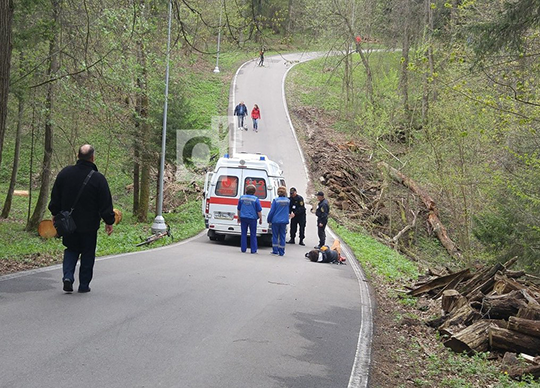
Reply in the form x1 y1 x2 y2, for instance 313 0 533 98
421 0 436 123
133 142 140 214
0 0 14 169
427 0 436 102
135 36 150 223
286 0 293 36
1 91 23 218
26 0 59 232
399 11 410 114
355 42 374 105
344 45 353 107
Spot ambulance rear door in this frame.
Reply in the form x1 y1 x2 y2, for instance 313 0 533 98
242 169 272 234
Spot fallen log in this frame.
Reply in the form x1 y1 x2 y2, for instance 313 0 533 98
443 320 495 354
439 303 481 332
13 189 29 197
434 271 470 300
508 316 540 339
489 326 540 356
517 306 540 321
481 290 529 319
506 270 526 279
502 352 540 380
508 364 540 380
408 269 470 297
494 274 527 295
378 162 462 260
460 263 503 298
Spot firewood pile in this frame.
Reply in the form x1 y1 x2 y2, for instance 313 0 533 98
408 257 540 379
297 107 387 230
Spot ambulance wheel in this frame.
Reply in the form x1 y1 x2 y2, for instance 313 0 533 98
208 230 217 241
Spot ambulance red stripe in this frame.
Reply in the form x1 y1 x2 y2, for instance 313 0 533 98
208 197 272 208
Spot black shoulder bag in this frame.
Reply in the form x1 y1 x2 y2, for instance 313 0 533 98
54 170 95 237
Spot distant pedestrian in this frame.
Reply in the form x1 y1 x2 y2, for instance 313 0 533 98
287 187 306 246
258 48 265 66
48 144 115 293
237 184 263 254
314 191 329 249
234 101 248 130
267 186 290 256
251 104 261 132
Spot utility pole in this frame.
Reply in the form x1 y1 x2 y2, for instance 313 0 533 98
151 0 173 234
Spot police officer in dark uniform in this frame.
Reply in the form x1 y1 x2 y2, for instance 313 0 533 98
287 187 306 246
315 191 330 249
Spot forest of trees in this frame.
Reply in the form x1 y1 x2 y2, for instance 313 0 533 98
0 0 538 272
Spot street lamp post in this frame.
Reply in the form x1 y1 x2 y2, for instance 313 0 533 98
213 0 223 73
151 0 173 234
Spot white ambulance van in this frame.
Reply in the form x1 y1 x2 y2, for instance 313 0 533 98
202 152 286 242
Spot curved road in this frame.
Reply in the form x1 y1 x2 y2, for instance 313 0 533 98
0 53 372 388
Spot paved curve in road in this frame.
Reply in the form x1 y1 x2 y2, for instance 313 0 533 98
0 53 372 388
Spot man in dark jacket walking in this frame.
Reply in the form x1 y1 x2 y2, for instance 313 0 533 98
234 101 248 130
48 144 115 293
315 191 329 249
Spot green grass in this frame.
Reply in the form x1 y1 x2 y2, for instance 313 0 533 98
330 219 419 282
0 199 205 262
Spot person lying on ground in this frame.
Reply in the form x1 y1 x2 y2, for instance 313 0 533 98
305 239 346 264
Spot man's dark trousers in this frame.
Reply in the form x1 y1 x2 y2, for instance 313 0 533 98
290 214 305 241
317 222 327 247
62 231 98 290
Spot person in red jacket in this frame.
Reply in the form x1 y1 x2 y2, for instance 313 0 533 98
251 104 261 132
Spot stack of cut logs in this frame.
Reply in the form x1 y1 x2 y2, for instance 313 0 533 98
408 257 540 380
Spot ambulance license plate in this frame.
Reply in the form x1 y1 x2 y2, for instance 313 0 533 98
214 211 235 220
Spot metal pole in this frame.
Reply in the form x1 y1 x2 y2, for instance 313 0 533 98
151 0 172 234
213 0 223 73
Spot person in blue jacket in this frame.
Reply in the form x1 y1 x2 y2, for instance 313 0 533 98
267 186 290 256
237 184 263 253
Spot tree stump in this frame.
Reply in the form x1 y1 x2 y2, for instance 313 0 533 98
38 220 57 239
442 289 467 314
113 208 122 225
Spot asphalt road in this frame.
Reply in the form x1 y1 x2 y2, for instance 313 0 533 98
0 53 372 388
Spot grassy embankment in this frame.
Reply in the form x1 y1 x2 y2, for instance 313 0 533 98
286 53 540 387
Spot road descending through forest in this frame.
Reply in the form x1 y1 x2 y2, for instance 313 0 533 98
0 52 372 388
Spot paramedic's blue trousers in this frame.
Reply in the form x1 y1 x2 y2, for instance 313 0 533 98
240 218 258 253
271 223 287 256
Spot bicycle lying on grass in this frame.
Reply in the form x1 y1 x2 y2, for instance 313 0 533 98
135 226 172 247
